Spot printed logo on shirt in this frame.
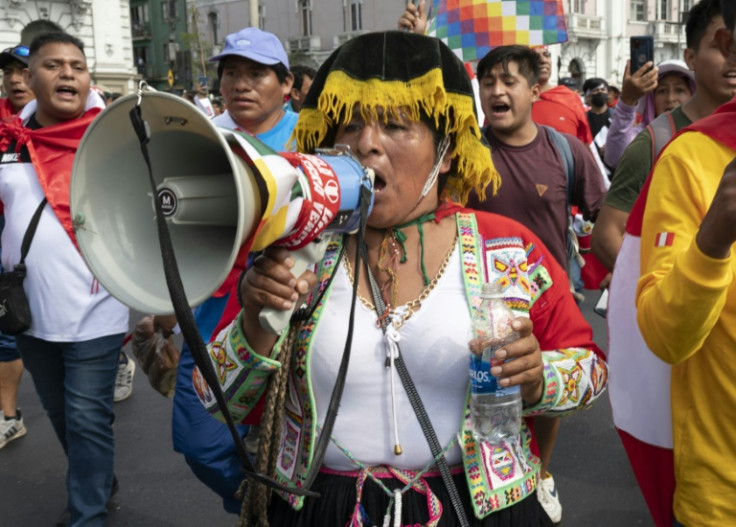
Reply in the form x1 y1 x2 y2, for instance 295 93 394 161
654 232 675 247
0 143 31 163
535 184 548 197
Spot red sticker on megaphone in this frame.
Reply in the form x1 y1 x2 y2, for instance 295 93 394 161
277 153 341 250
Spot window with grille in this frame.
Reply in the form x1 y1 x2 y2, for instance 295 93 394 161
301 0 312 36
350 0 363 31
134 46 148 74
161 0 177 20
259 4 266 29
208 12 218 45
631 0 646 21
132 4 148 25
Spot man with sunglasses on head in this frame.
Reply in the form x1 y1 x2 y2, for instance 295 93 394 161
0 43 34 452
530 46 594 146
0 45 33 119
633 0 736 524
0 33 128 526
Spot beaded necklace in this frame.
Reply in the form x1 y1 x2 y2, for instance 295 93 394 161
344 230 457 331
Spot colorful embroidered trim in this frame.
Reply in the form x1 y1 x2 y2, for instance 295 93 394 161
320 426 458 527
276 236 343 509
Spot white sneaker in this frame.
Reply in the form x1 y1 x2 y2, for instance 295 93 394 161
114 353 136 402
0 410 27 449
537 472 562 523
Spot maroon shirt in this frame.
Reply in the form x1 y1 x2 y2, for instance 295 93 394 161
467 124 606 269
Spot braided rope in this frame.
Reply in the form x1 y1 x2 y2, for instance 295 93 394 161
239 324 299 527
318 424 458 525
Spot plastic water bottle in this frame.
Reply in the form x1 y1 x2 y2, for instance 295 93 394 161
469 282 522 444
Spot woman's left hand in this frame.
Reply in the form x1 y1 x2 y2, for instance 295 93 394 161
490 318 544 405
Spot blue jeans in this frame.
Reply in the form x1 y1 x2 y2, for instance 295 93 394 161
172 294 249 514
17 333 124 527
569 253 584 295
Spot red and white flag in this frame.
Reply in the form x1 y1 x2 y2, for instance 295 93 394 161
654 231 675 247
607 177 675 527
608 95 736 527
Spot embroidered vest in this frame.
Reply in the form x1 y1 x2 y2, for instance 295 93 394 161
272 212 555 518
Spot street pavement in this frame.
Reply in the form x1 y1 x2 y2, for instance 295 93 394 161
1 292 653 526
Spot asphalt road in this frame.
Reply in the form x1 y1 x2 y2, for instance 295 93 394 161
0 292 652 526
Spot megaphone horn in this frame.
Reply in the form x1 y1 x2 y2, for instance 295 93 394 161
71 90 373 326
71 91 262 315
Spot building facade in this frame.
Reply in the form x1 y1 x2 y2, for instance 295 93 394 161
558 0 689 90
0 1 694 99
131 0 192 91
0 0 137 95
190 0 692 89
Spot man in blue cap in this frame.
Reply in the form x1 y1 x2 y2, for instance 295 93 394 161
210 27 296 149
166 27 297 514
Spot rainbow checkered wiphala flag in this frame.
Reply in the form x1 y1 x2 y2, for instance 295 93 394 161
426 0 569 62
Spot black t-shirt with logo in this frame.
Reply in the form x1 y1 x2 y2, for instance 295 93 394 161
0 114 42 164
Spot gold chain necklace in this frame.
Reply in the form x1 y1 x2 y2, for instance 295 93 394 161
342 232 458 331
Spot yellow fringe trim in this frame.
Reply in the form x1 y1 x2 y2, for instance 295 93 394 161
293 69 501 204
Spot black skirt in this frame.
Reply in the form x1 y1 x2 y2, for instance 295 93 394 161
268 470 555 527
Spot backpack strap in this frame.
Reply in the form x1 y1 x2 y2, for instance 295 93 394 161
544 125 576 214
646 111 677 162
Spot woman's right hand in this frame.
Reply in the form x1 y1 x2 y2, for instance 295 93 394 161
239 247 317 352
620 60 658 106
397 0 428 34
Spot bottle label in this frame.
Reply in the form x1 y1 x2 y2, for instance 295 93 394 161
469 346 521 396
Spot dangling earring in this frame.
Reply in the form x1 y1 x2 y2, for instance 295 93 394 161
417 136 451 202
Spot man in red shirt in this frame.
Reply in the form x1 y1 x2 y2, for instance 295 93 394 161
531 45 593 145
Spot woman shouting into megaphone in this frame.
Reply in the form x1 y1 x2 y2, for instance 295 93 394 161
195 31 607 527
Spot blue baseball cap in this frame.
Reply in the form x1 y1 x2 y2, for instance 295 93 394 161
209 28 289 69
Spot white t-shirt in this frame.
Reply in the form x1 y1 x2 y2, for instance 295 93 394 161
0 100 129 341
312 246 470 470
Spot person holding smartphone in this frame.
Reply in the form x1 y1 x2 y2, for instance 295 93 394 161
191 75 216 118
603 56 695 170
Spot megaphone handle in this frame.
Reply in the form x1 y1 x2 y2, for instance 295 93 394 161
258 237 331 334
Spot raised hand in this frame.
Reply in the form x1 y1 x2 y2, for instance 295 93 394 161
697 156 736 259
397 0 428 34
620 60 658 106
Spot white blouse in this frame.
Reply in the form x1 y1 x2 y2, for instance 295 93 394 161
311 245 472 471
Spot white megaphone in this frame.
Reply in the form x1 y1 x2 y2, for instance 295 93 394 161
70 89 373 332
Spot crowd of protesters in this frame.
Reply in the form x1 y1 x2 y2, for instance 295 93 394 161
1 0 735 525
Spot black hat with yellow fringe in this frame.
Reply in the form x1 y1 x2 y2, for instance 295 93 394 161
293 31 500 204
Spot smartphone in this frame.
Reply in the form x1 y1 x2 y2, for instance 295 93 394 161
630 36 654 74
197 75 208 93
594 288 609 318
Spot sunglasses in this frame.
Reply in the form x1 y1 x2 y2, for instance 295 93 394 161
2 45 29 58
